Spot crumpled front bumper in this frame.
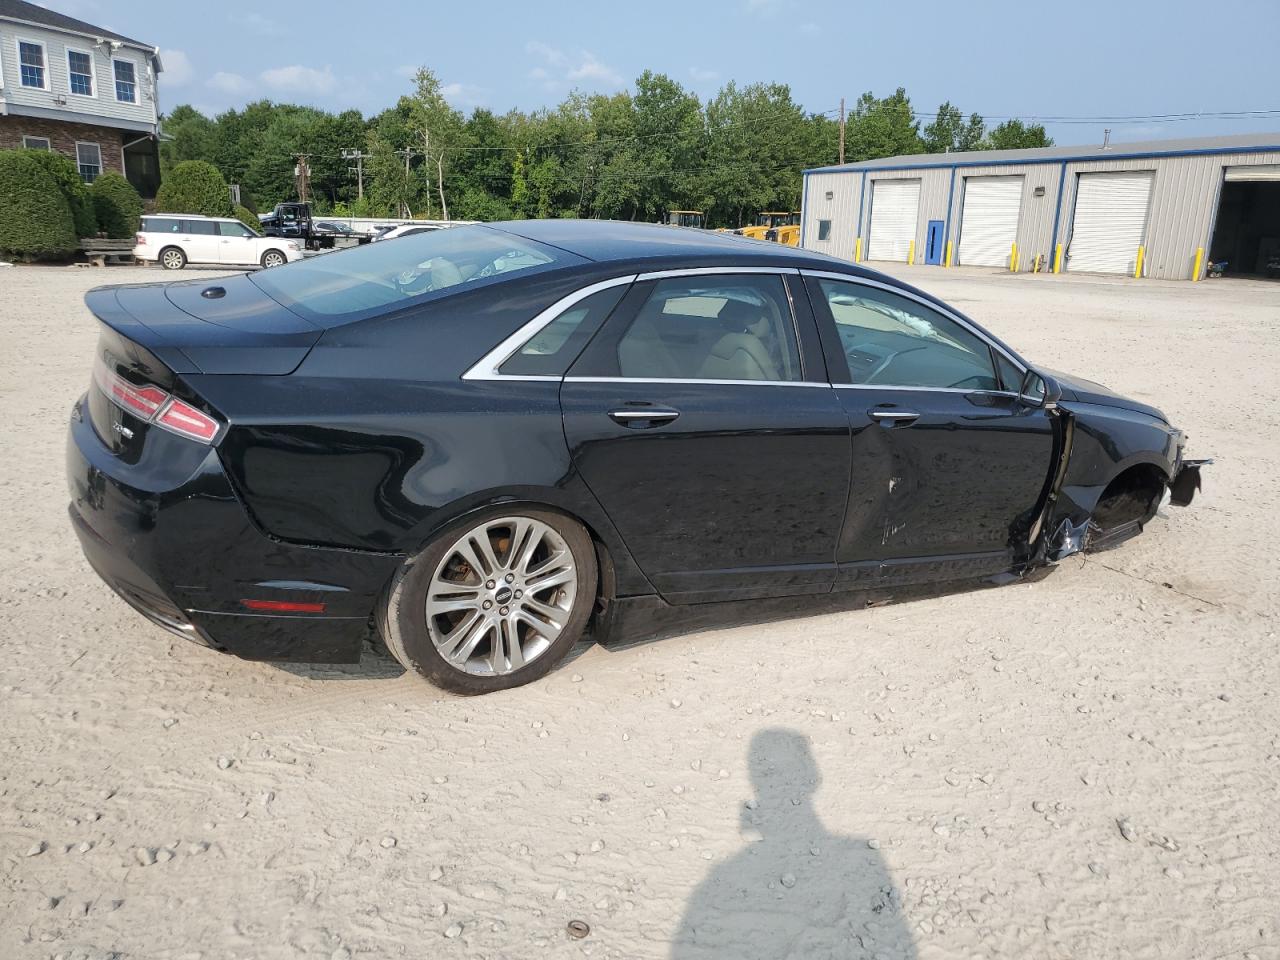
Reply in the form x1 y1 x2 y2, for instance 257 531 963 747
1169 458 1211 507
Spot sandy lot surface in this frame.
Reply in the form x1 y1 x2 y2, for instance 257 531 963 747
1 262 1277 960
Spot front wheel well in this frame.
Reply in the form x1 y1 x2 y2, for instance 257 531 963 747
1093 463 1168 529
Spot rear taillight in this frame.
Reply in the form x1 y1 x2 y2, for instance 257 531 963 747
135 232 146 245
93 356 223 444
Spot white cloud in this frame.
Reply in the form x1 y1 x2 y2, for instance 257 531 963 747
159 48 193 87
689 66 719 83
242 12 281 36
394 64 420 80
441 82 485 108
799 21 820 34
525 40 566 66
259 64 337 94
526 41 624 91
207 71 250 95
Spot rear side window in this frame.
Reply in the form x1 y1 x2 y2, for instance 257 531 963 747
499 285 628 377
250 225 579 324
142 218 182 233
186 220 218 236
615 275 802 382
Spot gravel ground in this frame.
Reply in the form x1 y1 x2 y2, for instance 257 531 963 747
1 262 1277 960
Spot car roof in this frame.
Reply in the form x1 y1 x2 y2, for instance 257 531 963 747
145 213 234 222
488 219 868 274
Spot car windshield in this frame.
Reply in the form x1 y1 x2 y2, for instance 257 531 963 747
249 225 578 322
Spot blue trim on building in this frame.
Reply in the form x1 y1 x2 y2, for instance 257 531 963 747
1048 162 1068 263
804 143 1280 176
943 167 957 257
799 171 810 246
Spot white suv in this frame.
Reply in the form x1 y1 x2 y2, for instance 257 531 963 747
135 215 303 270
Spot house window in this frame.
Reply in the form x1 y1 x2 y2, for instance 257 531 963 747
113 59 137 103
22 136 51 150
67 49 94 96
817 220 832 241
19 40 47 89
76 142 102 183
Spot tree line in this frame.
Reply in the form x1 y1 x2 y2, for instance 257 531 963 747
160 71 1052 228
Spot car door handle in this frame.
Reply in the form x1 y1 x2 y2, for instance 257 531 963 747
870 409 921 424
608 407 680 428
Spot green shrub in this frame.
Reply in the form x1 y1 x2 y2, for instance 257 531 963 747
155 160 232 217
234 204 261 234
90 171 143 238
23 149 96 237
0 150 77 259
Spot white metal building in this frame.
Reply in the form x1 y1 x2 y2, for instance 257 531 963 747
800 132 1280 281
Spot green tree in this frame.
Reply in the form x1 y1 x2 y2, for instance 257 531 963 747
89 171 143 238
159 105 217 173
155 160 233 216
404 68 465 219
846 88 923 161
0 150 77 258
23 150 96 237
233 204 261 233
922 102 986 154
985 119 1053 150
631 71 704 221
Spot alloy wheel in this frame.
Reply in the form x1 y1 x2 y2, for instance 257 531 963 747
425 516 578 676
263 251 285 268
161 249 184 269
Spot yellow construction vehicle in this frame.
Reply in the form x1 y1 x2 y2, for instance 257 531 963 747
735 211 800 245
663 210 706 229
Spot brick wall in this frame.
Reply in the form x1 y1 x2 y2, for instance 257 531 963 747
0 116 123 177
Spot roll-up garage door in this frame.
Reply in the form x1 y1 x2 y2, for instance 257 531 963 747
1066 172 1154 274
867 179 920 262
958 176 1023 267
1224 164 1280 182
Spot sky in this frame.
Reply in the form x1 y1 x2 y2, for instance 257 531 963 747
46 0 1280 146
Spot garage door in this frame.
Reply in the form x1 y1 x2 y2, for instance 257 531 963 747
867 179 920 262
958 176 1023 267
1067 172 1154 274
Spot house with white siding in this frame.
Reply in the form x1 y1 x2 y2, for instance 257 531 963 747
0 0 163 196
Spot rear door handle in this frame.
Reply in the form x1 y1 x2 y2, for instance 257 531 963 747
870 409 921 424
609 407 680 428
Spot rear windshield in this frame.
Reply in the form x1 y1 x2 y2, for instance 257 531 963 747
249 225 579 323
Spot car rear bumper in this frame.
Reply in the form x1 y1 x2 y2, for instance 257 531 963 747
67 396 401 663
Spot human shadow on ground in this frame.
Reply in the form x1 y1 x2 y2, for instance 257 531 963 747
671 728 917 960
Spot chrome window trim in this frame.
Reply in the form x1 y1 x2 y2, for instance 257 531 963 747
461 274 638 381
835 383 1020 397
636 266 800 280
565 377 832 388
798 269 1028 376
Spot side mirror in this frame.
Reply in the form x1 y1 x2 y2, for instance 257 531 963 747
1018 369 1062 408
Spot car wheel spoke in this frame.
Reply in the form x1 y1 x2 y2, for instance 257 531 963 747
424 515 577 677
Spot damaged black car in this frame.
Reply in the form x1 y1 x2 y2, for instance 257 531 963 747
67 220 1205 693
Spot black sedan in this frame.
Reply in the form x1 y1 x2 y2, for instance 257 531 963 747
67 220 1206 693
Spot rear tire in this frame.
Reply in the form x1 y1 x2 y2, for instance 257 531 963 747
380 507 597 694
160 247 186 270
261 249 287 268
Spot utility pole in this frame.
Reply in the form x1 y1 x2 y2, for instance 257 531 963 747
396 148 415 218
293 154 311 203
341 148 366 200
838 97 846 165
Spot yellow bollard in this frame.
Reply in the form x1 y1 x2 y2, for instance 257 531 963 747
854 237 862 262
1009 242 1019 273
945 240 953 267
1053 243 1063 274
1192 246 1204 282
907 239 915 265
1133 246 1145 279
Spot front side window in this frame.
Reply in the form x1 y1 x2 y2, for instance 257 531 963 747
249 224 576 324
19 41 46 88
219 221 254 238
113 59 137 102
615 274 801 382
22 135 51 150
817 279 998 391
68 50 94 96
499 285 629 377
75 142 102 183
